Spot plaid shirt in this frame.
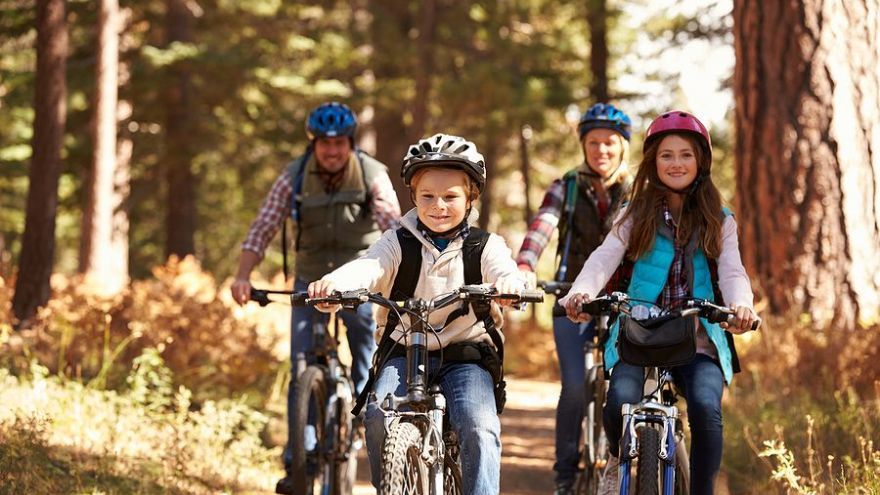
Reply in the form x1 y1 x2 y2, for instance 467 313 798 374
516 179 565 270
241 165 401 258
658 203 688 309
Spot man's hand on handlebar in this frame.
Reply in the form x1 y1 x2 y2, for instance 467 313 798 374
721 305 759 334
307 279 340 313
564 292 592 323
231 278 252 306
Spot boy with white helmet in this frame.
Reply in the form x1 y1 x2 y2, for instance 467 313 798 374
310 133 526 494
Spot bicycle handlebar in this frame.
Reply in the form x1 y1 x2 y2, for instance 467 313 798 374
250 285 543 310
579 293 761 331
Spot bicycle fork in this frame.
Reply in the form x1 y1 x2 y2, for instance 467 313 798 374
618 402 680 495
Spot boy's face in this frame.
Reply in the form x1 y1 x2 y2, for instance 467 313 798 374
413 168 471 233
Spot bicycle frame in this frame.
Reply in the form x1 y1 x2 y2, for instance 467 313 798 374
378 296 451 495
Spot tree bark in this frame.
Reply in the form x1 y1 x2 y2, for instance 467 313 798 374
478 140 498 231
80 0 128 295
733 0 880 328
409 0 435 144
12 0 68 322
587 0 609 101
164 0 196 258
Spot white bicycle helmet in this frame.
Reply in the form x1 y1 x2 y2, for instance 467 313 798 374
402 133 487 192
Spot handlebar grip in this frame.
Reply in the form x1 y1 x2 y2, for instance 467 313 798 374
518 290 544 303
711 310 761 331
249 288 271 307
581 300 608 315
290 292 309 307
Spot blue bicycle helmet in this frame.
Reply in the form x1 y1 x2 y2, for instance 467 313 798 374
577 103 632 141
305 102 357 140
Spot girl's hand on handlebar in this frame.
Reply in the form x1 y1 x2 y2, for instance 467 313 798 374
493 277 524 307
307 279 340 313
564 293 592 323
722 305 758 334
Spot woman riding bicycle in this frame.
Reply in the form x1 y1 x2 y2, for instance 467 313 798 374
515 102 633 495
560 111 759 495
309 133 526 494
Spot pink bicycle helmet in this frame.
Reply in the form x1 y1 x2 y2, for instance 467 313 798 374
644 110 712 158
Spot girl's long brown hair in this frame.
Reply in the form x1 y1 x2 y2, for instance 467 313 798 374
620 132 724 260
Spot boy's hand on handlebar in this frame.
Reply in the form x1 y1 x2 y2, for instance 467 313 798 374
231 278 252 306
518 266 537 290
308 279 339 313
564 293 592 323
722 305 759 334
493 277 523 307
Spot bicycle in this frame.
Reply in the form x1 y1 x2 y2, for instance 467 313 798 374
320 285 542 494
579 292 760 495
250 288 360 495
539 280 609 495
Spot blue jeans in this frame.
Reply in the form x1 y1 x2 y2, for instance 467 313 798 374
604 354 724 495
283 278 377 470
553 315 596 483
364 357 501 495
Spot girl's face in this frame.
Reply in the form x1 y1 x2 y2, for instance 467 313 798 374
582 128 624 178
413 168 471 232
656 134 698 191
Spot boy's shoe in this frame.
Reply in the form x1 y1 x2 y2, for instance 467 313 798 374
553 479 574 495
598 454 620 495
275 475 294 495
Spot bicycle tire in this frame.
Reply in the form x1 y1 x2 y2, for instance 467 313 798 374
443 451 463 495
635 425 661 495
332 383 358 495
291 366 329 495
379 421 429 495
575 364 607 495
673 436 689 495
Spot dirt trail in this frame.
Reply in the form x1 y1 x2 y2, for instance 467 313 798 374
352 377 559 494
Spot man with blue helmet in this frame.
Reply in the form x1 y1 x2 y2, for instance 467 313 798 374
231 102 401 494
516 102 633 495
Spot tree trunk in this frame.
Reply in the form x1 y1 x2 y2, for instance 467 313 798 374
519 124 533 223
733 0 880 329
587 0 609 102
80 0 128 296
369 1 411 210
12 0 68 322
409 0 435 144
478 140 498 231
164 0 196 258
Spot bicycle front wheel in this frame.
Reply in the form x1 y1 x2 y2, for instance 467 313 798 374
332 381 358 495
291 366 329 495
379 421 429 495
635 425 661 495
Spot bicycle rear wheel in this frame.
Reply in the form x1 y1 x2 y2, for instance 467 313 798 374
380 421 429 495
291 366 330 495
332 382 358 495
575 365 607 494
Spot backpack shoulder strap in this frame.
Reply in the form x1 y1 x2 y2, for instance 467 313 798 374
281 150 311 278
462 228 491 285
389 227 423 301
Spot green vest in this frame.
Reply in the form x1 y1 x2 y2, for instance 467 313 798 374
288 150 387 282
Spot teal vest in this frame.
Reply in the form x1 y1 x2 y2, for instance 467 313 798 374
289 151 387 282
604 212 736 383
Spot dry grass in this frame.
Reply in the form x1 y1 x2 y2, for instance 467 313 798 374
723 314 880 494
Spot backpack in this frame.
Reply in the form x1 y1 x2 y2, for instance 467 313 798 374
280 147 375 280
352 226 509 414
